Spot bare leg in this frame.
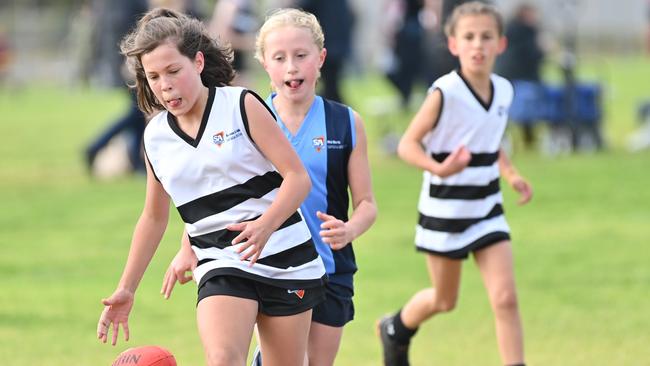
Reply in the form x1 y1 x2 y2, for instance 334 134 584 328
306 322 344 366
196 295 258 366
257 310 313 366
474 241 525 365
401 254 463 328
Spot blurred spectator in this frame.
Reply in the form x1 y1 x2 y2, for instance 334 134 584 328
646 0 650 53
0 26 12 85
84 0 148 177
88 0 148 87
495 3 545 149
426 0 490 84
383 0 426 109
84 0 203 177
291 0 355 103
208 0 259 87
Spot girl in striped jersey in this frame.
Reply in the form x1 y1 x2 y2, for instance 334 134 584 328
378 3 532 366
163 8 377 366
96 8 326 366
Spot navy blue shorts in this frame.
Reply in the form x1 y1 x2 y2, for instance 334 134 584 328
197 275 325 317
311 282 354 327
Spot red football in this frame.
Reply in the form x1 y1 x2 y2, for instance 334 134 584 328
112 345 177 366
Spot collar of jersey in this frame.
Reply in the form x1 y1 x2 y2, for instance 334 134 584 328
167 87 216 148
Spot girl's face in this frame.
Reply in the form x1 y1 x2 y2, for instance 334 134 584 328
261 25 326 102
448 14 506 77
141 41 205 117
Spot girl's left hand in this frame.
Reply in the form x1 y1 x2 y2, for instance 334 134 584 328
510 175 533 205
228 219 273 266
317 211 352 250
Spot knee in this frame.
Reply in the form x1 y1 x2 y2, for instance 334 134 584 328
432 298 457 313
204 348 243 366
491 289 519 315
430 290 458 314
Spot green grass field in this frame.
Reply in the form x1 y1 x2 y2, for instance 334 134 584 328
1 55 649 365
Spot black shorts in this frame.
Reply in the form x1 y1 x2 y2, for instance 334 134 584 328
197 275 326 317
311 282 354 327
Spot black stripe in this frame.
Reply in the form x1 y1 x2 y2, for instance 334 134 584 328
197 258 213 267
189 211 304 249
195 239 316 270
197 267 327 291
429 178 500 199
418 204 504 233
256 239 319 269
431 151 499 167
416 231 510 259
177 171 283 224
239 89 277 145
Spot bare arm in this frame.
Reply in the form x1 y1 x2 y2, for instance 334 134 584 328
161 229 196 299
498 148 533 205
98 161 170 345
227 93 311 264
397 89 470 177
318 111 377 249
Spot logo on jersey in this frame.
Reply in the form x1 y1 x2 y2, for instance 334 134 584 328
213 129 243 148
326 139 346 150
312 136 325 152
287 289 305 299
497 105 508 117
213 131 225 147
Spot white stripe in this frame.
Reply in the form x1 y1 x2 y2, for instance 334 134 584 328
415 215 510 252
425 164 499 186
418 190 504 219
257 221 313 258
192 253 325 283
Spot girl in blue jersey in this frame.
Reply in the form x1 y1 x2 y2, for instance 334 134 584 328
96 8 326 366
162 8 377 366
377 3 532 366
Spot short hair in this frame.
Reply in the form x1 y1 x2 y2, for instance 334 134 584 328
444 1 504 37
254 8 324 63
121 8 235 114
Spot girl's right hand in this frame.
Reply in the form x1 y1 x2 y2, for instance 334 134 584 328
161 245 197 299
97 289 134 346
436 145 471 177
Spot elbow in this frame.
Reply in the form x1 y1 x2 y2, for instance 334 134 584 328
369 204 378 226
298 169 312 198
396 139 408 161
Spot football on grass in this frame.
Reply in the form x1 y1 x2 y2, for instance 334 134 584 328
112 345 176 366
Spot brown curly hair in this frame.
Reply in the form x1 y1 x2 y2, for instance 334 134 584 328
121 8 235 114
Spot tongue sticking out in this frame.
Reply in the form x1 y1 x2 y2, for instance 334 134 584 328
167 98 181 108
288 80 302 89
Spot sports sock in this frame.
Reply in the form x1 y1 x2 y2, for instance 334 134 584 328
390 310 418 345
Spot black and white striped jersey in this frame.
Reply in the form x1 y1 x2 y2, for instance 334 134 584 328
415 70 513 257
143 86 326 289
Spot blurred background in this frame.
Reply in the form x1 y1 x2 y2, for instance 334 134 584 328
1 0 649 365
0 0 647 84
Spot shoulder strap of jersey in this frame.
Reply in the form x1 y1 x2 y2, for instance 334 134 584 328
322 97 352 222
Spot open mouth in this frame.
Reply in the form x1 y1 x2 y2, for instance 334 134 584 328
166 97 182 108
284 79 304 89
